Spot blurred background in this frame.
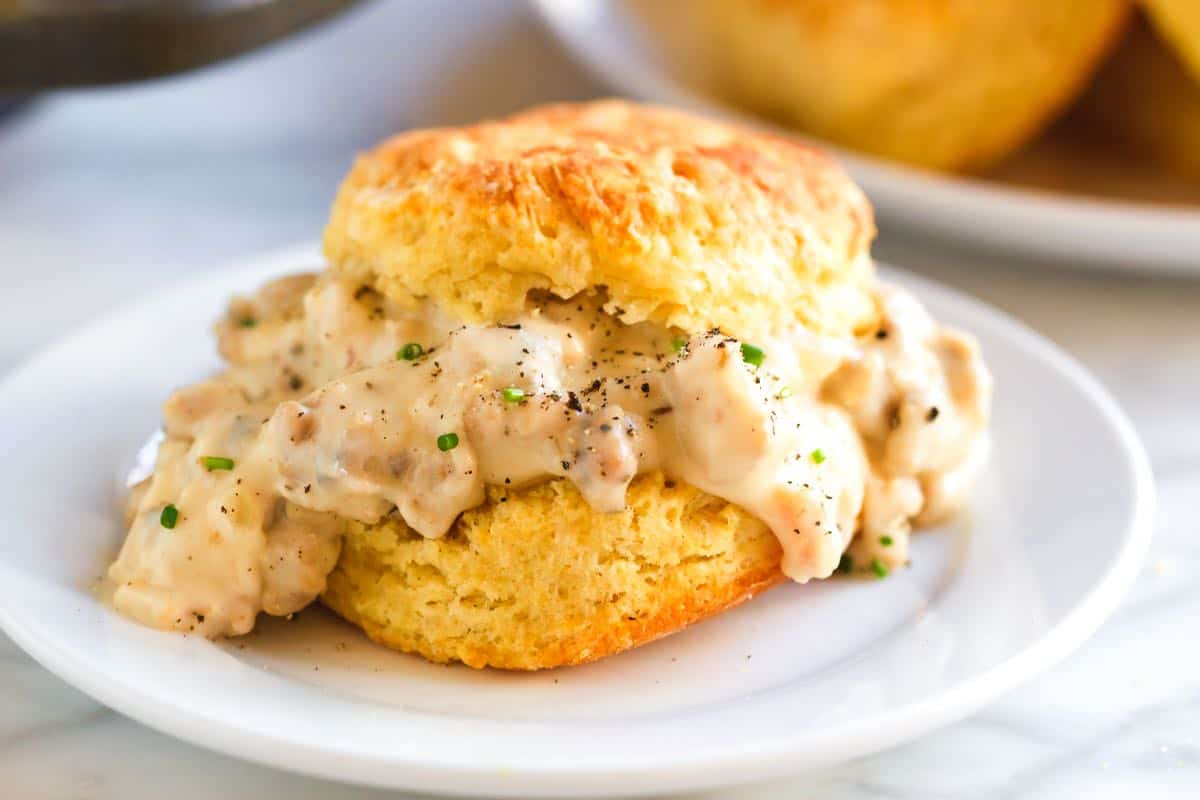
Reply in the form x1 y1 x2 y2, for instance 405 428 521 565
1 2 1198 798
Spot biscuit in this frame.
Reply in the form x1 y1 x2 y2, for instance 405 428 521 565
695 0 1129 171
321 473 784 670
1144 0 1200 79
1071 16 1200 178
319 101 880 669
324 100 878 342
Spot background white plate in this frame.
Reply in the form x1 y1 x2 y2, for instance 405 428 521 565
0 245 1152 797
531 0 1200 276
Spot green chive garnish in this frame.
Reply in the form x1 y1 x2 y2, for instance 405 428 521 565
837 553 854 575
740 343 764 367
436 432 459 452
501 387 526 403
777 386 793 399
811 448 827 464
160 504 178 529
671 335 687 353
397 342 424 361
200 456 235 471
238 317 256 328
870 558 889 578
879 535 894 547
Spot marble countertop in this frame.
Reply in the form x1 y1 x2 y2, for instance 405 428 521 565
1 2 1197 798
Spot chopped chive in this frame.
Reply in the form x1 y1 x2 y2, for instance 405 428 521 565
238 317 257 328
200 456 235 471
777 386 794 399
740 343 765 367
671 335 687 353
501 387 526 403
879 535 894 547
837 553 854 575
436 432 459 452
870 558 889 578
397 342 424 361
160 504 178 529
810 448 827 464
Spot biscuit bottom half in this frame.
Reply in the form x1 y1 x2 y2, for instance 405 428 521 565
320 472 785 670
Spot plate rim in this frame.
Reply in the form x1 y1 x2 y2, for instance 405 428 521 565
529 0 1200 275
0 243 1156 796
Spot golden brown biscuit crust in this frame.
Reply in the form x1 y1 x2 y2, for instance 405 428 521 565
324 100 878 342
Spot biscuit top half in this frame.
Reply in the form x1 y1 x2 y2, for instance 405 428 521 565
324 100 878 341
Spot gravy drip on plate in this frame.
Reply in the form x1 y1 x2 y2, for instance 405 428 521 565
110 273 991 637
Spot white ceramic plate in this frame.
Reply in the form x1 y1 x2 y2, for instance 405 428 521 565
531 0 1200 276
0 245 1152 797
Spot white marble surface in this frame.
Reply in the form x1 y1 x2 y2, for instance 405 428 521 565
1 2 1197 798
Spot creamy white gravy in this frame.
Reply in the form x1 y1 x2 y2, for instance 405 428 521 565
110 273 991 637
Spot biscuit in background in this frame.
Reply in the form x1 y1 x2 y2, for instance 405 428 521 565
695 0 1130 172
1070 15 1200 180
1143 0 1200 79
